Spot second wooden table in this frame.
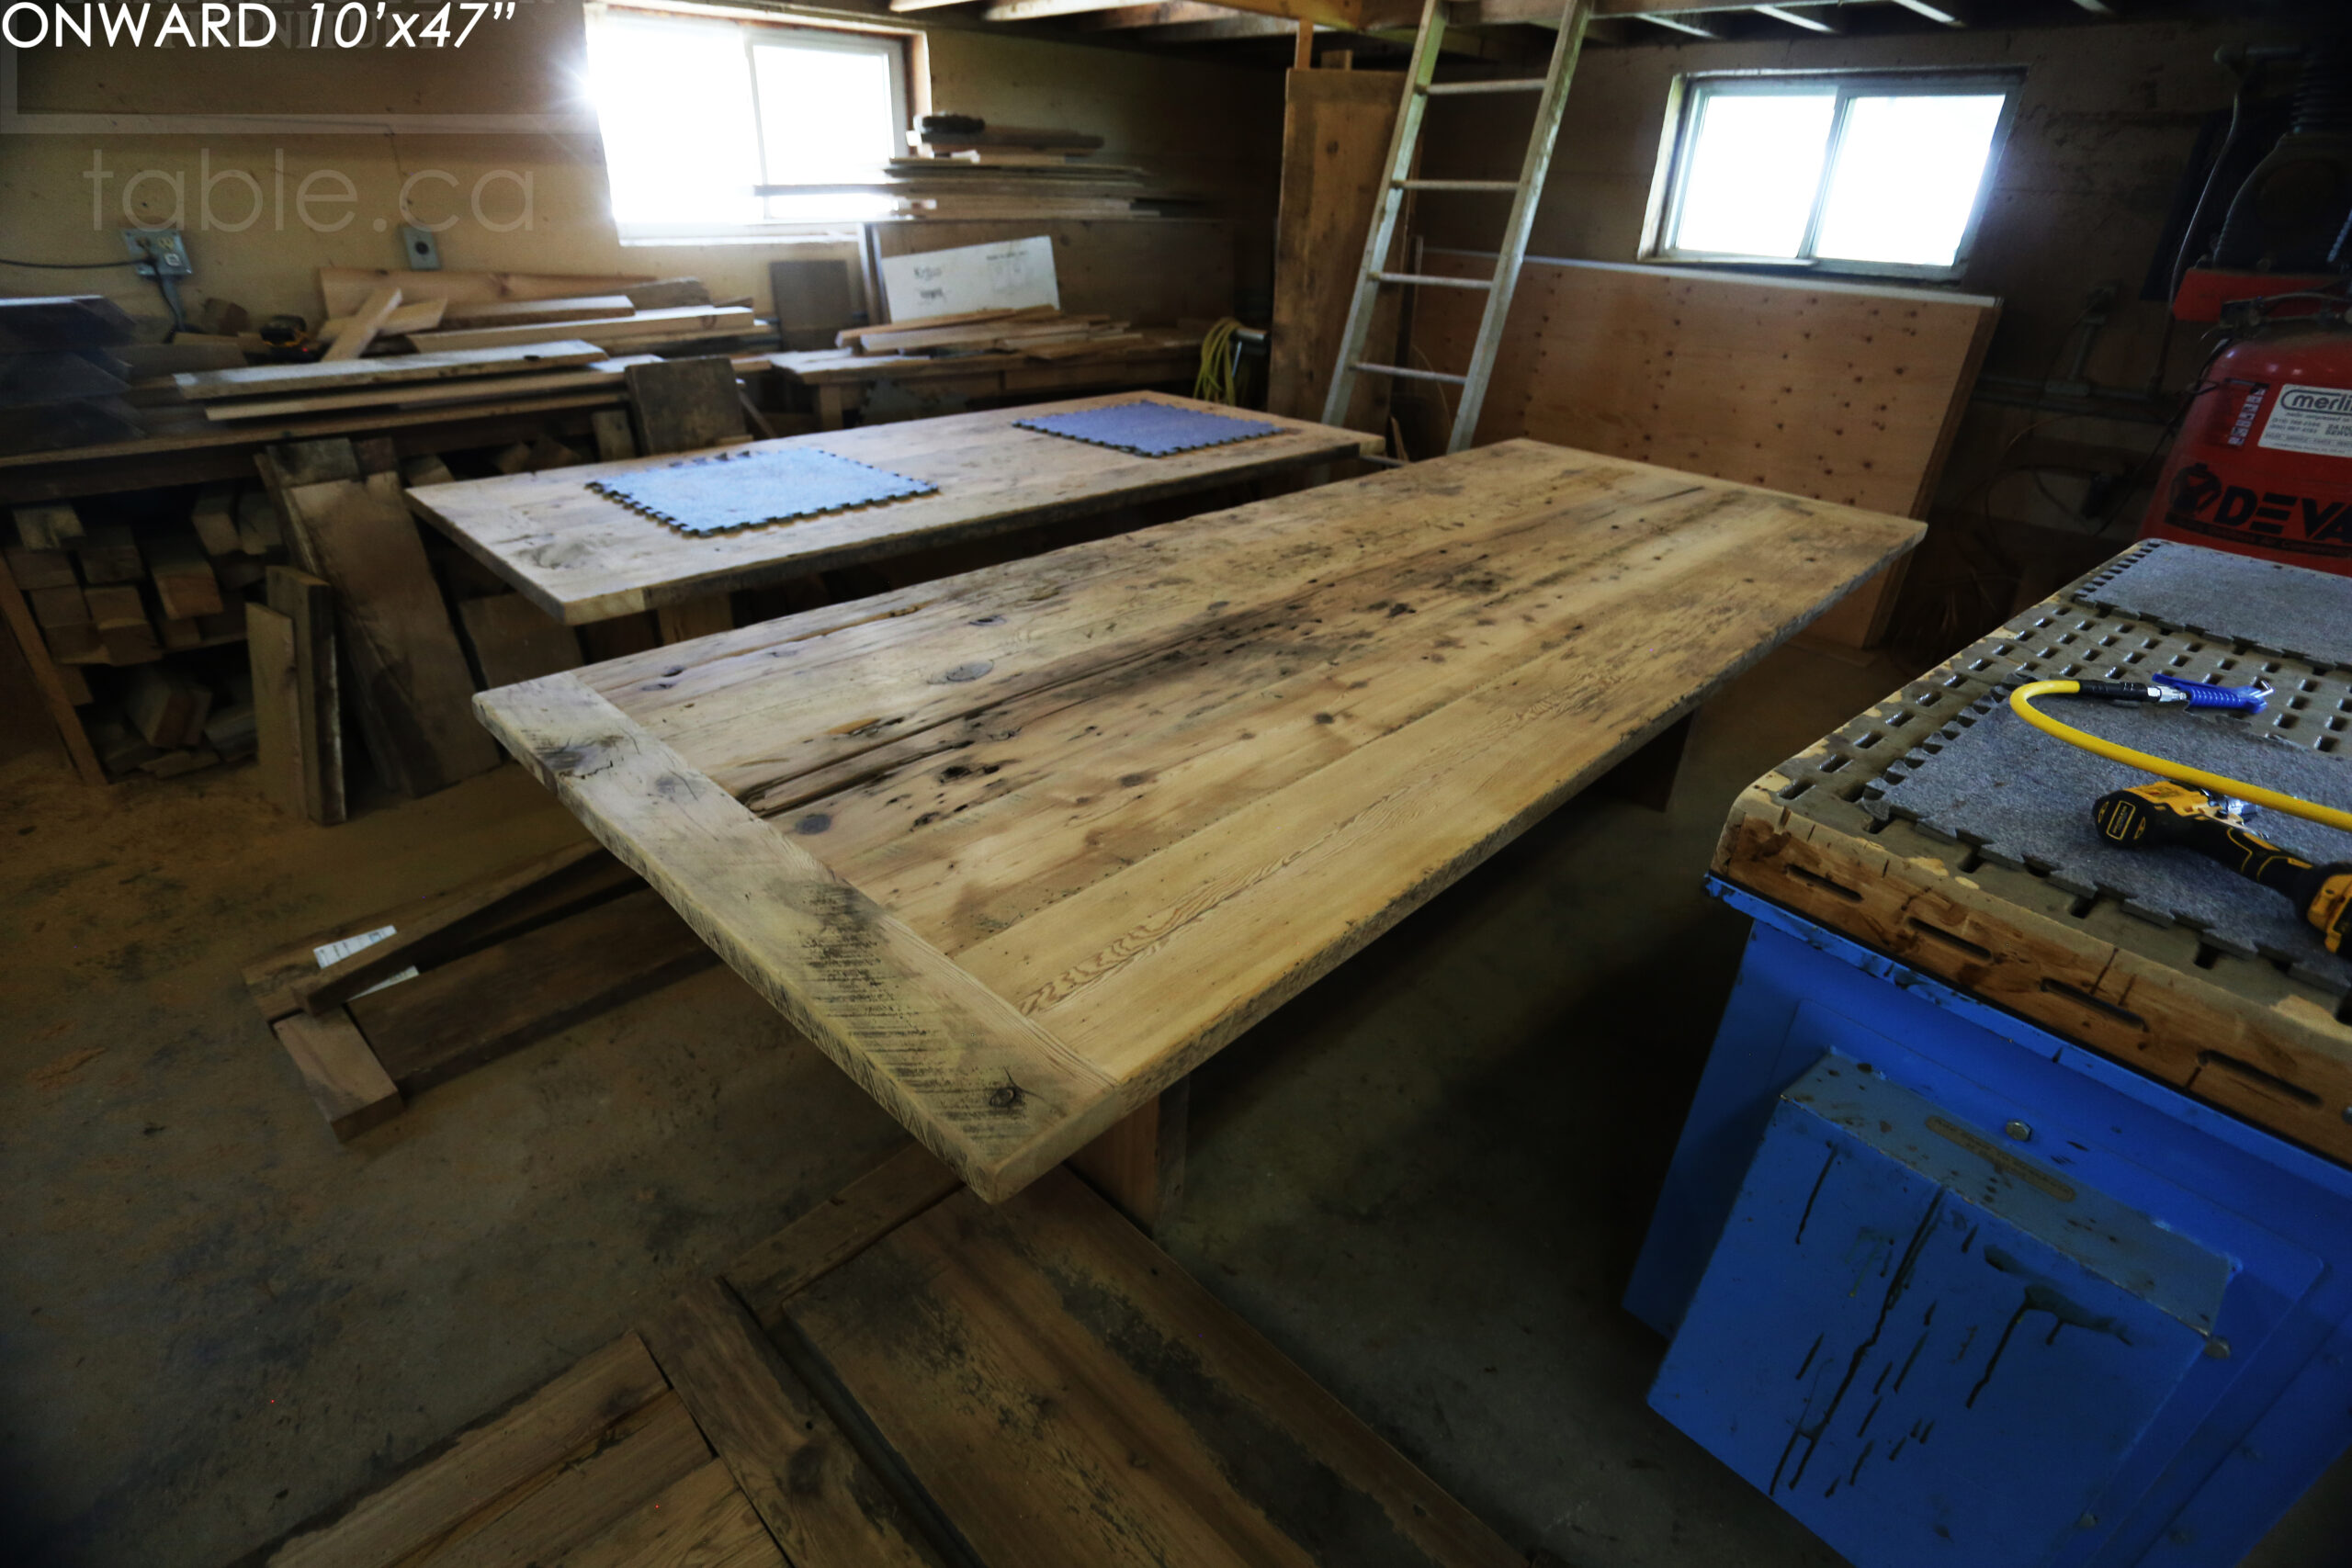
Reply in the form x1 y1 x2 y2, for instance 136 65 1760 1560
405 390 1376 626
475 439 1924 1201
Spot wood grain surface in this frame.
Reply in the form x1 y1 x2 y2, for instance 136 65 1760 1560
477 439 1921 1198
407 392 1380 626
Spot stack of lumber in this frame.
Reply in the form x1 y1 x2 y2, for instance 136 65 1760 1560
0 295 143 451
836 305 1144 360
175 342 657 423
6 492 275 777
317 269 770 357
877 116 1141 219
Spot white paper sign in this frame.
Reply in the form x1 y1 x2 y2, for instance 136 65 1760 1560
879 235 1059 322
314 925 418 998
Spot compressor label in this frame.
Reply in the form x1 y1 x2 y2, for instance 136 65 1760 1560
2258 383 2352 458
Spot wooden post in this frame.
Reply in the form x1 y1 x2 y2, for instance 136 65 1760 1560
1069 1079 1189 1235
1295 17 1313 69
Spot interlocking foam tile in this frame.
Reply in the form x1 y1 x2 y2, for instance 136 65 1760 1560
1870 698 2352 988
590 447 935 535
1015 400 1283 457
2076 541 2352 669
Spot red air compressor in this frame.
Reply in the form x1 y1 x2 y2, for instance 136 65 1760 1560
2142 318 2352 575
2141 36 2352 575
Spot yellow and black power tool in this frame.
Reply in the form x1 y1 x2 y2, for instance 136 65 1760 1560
2007 673 2352 955
2091 780 2352 954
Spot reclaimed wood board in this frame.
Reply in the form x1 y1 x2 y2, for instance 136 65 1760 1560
406 391 1380 626
1268 67 1407 434
263 441 501 797
249 1145 1524 1568
175 343 606 401
1713 545 2352 1168
475 439 1923 1199
1408 250 1996 647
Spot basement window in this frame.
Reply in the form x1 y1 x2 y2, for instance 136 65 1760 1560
584 4 912 241
1643 71 2020 280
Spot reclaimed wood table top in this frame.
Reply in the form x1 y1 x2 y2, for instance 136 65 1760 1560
475 438 1924 1200
405 391 1374 625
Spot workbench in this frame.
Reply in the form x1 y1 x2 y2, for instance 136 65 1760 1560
769 333 1203 429
472 438 1922 1208
1627 544 2352 1568
405 391 1376 628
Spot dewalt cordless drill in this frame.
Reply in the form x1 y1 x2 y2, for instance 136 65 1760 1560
2093 780 2352 954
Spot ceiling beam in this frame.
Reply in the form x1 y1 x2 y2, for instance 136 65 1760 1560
1884 0 1967 23
1066 1 1256 26
1641 12 1720 35
977 0 1357 20
1751 3 1841 30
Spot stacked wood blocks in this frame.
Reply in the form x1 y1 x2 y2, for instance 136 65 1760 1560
6 488 276 778
0 295 144 451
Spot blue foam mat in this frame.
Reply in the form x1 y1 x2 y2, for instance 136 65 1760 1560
1016 400 1283 457
590 447 935 535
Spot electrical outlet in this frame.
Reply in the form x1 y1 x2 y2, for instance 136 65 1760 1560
120 229 192 278
399 225 443 270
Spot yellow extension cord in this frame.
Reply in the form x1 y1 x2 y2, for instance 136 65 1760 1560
2009 679 2352 834
1193 317 1243 405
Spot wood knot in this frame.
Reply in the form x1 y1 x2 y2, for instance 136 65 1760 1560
987 1078 1025 1111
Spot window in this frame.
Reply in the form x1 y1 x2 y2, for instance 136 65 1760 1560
1644 71 2020 279
585 5 911 241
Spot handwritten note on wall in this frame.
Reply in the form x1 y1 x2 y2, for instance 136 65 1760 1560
878 236 1060 322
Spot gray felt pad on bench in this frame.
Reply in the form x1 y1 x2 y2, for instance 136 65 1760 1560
1015 400 1283 457
1870 697 2352 990
590 447 935 534
2076 541 2352 670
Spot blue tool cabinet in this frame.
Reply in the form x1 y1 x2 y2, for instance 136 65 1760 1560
1626 882 2352 1568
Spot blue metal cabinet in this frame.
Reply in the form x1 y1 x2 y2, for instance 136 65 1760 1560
1628 884 2352 1568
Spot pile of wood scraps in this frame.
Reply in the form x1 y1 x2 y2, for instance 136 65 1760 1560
243 840 716 1139
316 268 770 357
175 341 653 423
808 115 1156 219
837 305 1145 360
0 295 144 451
6 489 279 777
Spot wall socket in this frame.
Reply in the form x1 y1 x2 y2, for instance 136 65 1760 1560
121 229 192 278
398 226 443 270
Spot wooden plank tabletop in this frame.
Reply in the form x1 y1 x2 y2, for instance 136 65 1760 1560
475 439 1924 1200
406 391 1379 626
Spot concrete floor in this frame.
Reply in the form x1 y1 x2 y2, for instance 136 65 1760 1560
3 641 2346 1568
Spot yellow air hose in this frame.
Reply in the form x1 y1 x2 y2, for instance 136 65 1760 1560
1194 317 1243 404
2009 679 2352 834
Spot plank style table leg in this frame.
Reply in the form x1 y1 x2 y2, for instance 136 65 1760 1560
1069 1079 1190 1235
813 385 849 433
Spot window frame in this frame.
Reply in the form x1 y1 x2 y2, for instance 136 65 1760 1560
1638 68 2024 283
586 0 921 243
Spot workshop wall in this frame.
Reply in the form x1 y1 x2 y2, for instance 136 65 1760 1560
0 2 1283 333
1415 16 2301 654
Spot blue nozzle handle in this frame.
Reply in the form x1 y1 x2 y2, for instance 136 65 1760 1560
2153 673 2270 712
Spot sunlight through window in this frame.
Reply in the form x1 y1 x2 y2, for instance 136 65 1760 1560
587 6 907 239
1655 73 2018 277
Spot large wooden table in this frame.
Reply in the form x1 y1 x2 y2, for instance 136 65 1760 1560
405 391 1376 626
475 439 1924 1201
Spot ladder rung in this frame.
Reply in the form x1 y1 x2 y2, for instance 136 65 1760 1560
1354 362 1468 386
1395 179 1520 193
1421 79 1547 96
1370 271 1492 289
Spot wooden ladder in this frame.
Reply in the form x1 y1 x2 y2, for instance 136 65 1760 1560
1319 0 1592 457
